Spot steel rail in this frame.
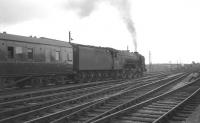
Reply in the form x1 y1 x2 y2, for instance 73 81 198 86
93 77 200 123
0 73 173 122
50 73 185 123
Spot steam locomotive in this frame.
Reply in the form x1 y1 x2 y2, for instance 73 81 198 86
0 32 146 88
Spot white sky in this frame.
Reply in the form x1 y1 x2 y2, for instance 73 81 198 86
1 0 200 64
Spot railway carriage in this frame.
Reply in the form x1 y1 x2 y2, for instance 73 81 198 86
0 32 73 88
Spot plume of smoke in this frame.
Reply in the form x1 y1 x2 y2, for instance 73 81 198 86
66 0 137 51
110 0 137 52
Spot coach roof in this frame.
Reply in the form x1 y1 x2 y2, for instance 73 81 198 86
0 32 71 47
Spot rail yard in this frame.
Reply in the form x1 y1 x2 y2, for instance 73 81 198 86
1 0 200 122
0 32 200 123
0 31 199 123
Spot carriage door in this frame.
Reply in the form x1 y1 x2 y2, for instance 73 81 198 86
113 52 120 69
45 48 51 62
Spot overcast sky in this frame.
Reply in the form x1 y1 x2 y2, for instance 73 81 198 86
1 0 200 64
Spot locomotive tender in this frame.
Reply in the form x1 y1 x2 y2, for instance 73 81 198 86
0 32 146 88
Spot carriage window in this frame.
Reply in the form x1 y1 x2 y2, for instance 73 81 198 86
55 51 60 61
67 53 72 61
27 48 33 59
15 47 23 54
8 46 14 58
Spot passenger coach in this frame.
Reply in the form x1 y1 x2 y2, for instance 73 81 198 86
0 32 73 87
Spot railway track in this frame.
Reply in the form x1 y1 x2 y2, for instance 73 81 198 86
0 80 136 120
0 74 164 109
0 72 166 96
0 73 175 122
0 72 167 95
154 81 200 123
0 79 117 96
49 73 185 123
93 75 200 123
0 73 167 106
0 79 126 102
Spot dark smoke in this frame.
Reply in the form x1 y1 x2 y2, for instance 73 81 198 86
110 0 137 52
66 0 137 51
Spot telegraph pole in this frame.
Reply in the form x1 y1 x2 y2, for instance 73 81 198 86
68 31 73 43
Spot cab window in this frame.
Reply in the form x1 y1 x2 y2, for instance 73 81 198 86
8 46 14 58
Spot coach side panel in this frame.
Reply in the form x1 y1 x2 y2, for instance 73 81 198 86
0 39 73 75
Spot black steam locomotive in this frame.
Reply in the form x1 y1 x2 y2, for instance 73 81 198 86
0 32 146 88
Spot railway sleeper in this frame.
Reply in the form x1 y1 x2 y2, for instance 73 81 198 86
129 112 160 118
118 116 156 122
